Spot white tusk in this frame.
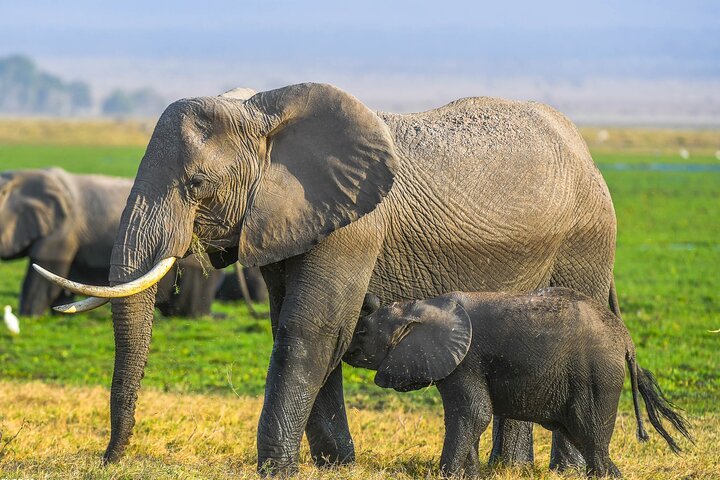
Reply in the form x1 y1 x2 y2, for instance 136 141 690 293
53 296 110 314
32 257 177 298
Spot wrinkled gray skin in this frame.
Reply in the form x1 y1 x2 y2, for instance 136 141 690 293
0 168 220 317
346 289 692 478
100 83 620 472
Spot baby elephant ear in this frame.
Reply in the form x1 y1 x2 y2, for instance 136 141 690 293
361 293 382 316
375 297 472 392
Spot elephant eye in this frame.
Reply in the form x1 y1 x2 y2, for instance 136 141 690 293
186 174 210 199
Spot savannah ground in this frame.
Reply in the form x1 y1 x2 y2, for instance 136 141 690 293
0 120 718 478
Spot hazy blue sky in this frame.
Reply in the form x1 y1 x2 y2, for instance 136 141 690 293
2 1 719 123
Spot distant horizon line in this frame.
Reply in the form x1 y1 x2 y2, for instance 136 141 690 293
1 112 719 130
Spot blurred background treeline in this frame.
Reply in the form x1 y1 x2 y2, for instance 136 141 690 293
0 55 165 117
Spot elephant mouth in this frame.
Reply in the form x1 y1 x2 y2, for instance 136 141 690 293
191 222 239 254
342 348 371 368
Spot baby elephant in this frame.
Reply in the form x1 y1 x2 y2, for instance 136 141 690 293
344 288 691 477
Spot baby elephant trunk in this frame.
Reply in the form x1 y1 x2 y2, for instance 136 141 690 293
627 352 693 453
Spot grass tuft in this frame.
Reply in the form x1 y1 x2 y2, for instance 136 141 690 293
0 381 715 478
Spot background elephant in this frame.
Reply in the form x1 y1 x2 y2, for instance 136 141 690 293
0 168 223 317
215 264 269 318
346 290 691 477
42 83 619 472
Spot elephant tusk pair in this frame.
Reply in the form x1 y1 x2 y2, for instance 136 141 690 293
32 257 177 314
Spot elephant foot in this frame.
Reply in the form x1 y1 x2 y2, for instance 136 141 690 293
257 457 300 478
102 442 127 465
489 418 534 466
549 431 586 471
309 436 355 468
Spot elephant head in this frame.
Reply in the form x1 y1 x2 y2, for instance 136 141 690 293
35 83 399 461
0 169 71 261
345 294 472 392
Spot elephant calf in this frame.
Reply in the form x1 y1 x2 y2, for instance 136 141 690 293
344 288 691 477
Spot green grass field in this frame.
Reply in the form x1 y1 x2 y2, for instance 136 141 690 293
0 137 718 478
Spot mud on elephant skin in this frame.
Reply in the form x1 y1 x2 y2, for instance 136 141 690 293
346 289 692 478
37 83 621 473
0 168 220 317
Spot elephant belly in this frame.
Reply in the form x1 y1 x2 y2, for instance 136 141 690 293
484 358 572 425
371 215 567 304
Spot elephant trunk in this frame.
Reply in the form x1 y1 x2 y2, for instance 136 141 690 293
103 188 188 463
103 286 157 463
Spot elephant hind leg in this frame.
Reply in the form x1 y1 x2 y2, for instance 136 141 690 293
547 232 616 470
489 418 534 466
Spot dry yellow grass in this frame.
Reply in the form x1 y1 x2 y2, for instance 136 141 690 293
0 381 714 479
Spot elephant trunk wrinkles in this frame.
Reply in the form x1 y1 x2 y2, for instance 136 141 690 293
104 286 157 463
104 189 182 462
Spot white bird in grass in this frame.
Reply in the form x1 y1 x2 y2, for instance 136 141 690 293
4 305 20 335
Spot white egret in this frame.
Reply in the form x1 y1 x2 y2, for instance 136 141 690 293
3 305 20 335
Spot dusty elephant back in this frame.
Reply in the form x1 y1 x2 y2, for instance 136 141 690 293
378 96 597 179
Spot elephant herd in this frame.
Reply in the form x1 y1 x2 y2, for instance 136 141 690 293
0 167 267 317
3 83 690 477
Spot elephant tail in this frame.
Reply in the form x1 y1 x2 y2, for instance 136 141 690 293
625 349 649 442
234 263 268 320
614 275 647 441
629 353 693 453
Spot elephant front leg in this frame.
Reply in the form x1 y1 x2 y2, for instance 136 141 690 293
261 262 355 468
20 259 72 316
438 377 490 477
257 325 359 474
257 332 329 473
305 363 355 466
256 239 379 474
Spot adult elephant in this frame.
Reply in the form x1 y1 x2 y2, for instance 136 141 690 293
0 168 221 317
38 83 619 473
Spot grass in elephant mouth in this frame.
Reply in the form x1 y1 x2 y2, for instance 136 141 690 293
189 233 213 276
0 381 716 479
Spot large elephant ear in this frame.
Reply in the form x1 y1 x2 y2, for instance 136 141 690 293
375 297 472 392
237 83 399 266
0 170 70 258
